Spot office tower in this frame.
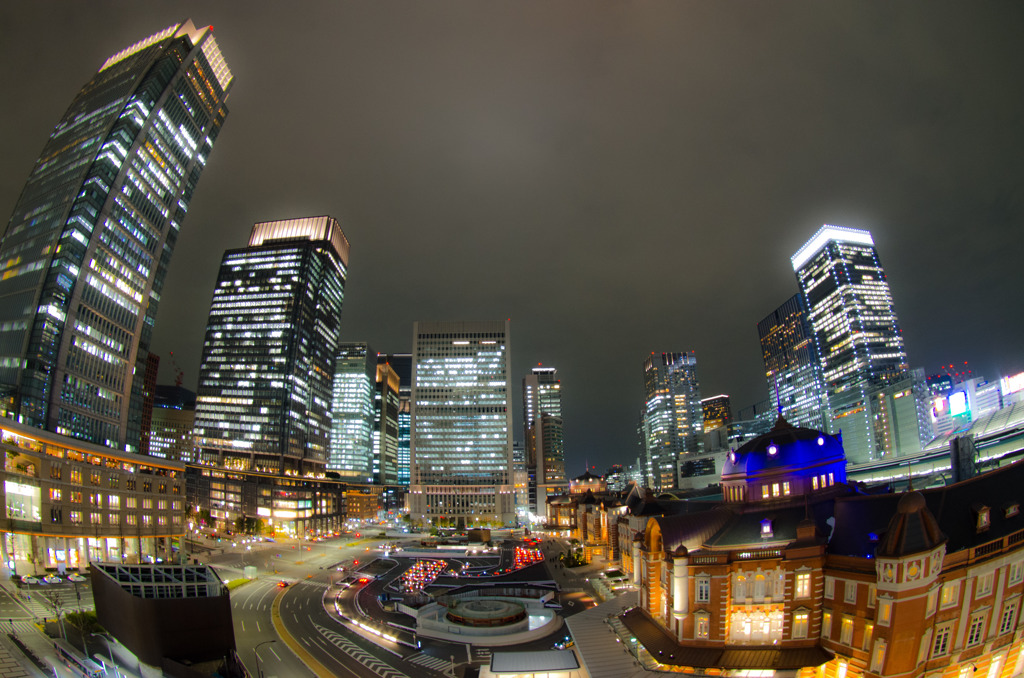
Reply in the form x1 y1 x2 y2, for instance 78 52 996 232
700 394 732 433
642 352 703 492
373 361 400 485
378 353 412 486
148 385 197 462
757 294 829 431
523 366 563 513
193 216 348 474
511 441 530 522
329 343 375 482
792 225 909 463
0 20 231 450
409 320 513 526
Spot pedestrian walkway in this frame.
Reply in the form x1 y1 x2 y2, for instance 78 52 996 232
0 634 36 678
407 650 453 673
566 590 654 678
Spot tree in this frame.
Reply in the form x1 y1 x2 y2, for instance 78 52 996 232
39 590 67 640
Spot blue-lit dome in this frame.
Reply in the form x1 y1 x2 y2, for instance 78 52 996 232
721 415 847 503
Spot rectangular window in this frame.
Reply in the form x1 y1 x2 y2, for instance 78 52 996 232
812 476 819 491
868 584 877 608
825 577 835 598
822 610 833 638
871 639 887 673
70 469 82 484
108 513 119 525
795 572 811 598
142 498 152 510
863 622 874 651
108 476 119 489
941 581 960 608
1009 562 1024 586
988 655 1005 678
845 581 858 604
49 488 61 501
793 611 809 639
840 616 854 645
126 514 137 526
926 588 938 616
108 495 120 509
762 485 770 499
1000 600 1018 635
967 613 986 646
977 573 994 598
126 497 136 509
878 599 892 626
696 576 711 603
932 623 953 657
696 614 710 639
782 481 791 496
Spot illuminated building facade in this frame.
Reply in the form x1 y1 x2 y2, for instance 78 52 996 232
373 360 400 485
329 343 375 482
759 293 830 431
0 20 231 451
0 418 186 575
148 385 196 462
378 353 412 486
193 216 348 476
701 394 733 433
643 352 703 492
409 320 514 526
523 366 563 514
792 226 909 464
623 417 1024 678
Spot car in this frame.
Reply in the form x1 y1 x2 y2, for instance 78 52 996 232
20 575 39 585
66 573 87 583
43 574 62 584
277 580 290 588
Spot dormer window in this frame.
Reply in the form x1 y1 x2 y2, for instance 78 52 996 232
1006 503 1020 519
761 518 774 538
974 504 991 532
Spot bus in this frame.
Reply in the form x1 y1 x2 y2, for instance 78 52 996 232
52 638 104 678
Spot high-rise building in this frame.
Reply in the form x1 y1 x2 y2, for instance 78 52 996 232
0 20 231 451
757 293 829 431
194 216 348 475
329 343 375 482
792 225 909 463
409 320 513 526
523 365 563 513
642 352 703 492
372 361 400 485
700 394 732 433
378 353 412 486
148 385 197 462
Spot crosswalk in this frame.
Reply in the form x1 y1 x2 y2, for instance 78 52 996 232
407 651 453 673
312 622 407 678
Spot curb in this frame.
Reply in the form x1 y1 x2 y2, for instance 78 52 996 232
270 587 334 678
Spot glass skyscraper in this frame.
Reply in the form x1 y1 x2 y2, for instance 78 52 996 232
0 20 231 451
193 216 349 475
757 293 829 431
642 352 703 492
329 343 375 482
378 353 412 486
522 366 564 513
791 225 909 463
409 320 513 526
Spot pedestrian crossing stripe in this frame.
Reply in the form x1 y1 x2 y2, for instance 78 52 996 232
407 652 453 672
312 622 406 678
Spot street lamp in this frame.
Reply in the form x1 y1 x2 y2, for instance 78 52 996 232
254 639 276 678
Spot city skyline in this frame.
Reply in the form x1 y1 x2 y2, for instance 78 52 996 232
2 4 1023 474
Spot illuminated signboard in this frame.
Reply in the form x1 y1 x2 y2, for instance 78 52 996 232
1002 372 1024 396
949 391 969 417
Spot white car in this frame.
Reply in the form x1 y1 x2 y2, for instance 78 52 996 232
43 574 62 584
66 573 87 583
20 575 39 585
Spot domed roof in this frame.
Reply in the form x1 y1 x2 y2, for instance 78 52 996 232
897 491 926 514
721 415 845 480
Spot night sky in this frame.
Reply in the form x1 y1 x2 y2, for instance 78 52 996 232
2 3 1023 476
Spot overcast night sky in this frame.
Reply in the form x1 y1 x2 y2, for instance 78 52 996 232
2 3 1023 475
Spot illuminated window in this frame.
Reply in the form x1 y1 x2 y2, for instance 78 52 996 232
696 612 710 639
871 639 887 672
868 584 877 608
762 485 770 499
49 488 61 501
822 610 832 637
795 572 811 598
812 476 819 491
863 622 874 651
782 481 790 496
878 598 892 626
926 587 938 615
840 616 854 645
793 610 809 639
988 655 1006 678
940 581 960 608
